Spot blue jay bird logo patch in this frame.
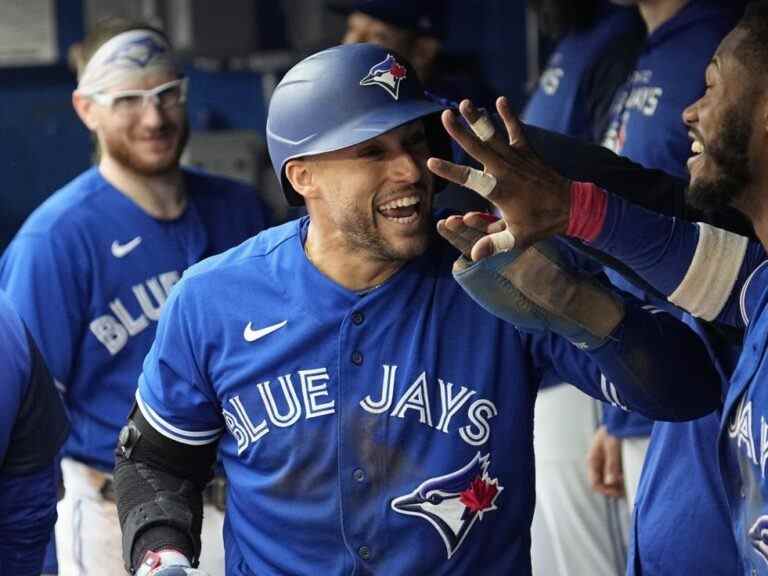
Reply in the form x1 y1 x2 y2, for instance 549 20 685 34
360 54 408 100
749 515 768 565
391 452 503 559
105 37 168 69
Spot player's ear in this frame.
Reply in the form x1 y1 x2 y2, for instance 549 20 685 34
285 159 319 201
72 92 100 132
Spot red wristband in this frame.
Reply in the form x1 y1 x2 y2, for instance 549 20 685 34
566 181 608 243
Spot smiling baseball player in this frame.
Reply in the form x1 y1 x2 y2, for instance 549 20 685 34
0 19 270 575
111 43 725 576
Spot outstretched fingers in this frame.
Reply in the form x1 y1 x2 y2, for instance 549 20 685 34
496 96 528 149
437 109 506 174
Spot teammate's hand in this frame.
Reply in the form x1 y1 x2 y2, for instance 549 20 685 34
437 211 508 262
135 550 211 576
427 97 571 251
586 426 626 499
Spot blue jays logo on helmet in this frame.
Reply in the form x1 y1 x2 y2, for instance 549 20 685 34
105 37 168 69
391 452 503 559
360 54 409 100
749 515 768 565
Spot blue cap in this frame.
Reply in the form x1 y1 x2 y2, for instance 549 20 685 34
329 0 444 39
266 43 451 206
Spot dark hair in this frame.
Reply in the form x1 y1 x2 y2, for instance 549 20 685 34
528 0 601 39
71 17 167 78
734 1 768 75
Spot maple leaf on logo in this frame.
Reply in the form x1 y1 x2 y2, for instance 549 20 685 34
390 62 407 79
459 475 498 513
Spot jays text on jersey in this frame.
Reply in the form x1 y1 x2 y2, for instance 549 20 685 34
601 0 737 180
136 215 720 576
0 166 269 471
523 4 643 143
0 290 69 576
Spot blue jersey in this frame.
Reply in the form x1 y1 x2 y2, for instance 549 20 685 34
601 0 737 179
722 264 768 574
0 167 270 471
0 291 68 576
600 0 737 441
583 190 768 574
523 5 643 142
136 216 721 575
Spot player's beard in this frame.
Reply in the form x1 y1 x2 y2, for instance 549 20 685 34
686 107 752 212
340 190 433 263
103 120 189 177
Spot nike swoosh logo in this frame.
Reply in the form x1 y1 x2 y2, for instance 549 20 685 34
244 320 288 342
111 236 142 258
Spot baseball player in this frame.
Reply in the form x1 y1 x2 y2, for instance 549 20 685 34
597 0 740 517
0 290 69 575
0 20 271 576
112 43 723 576
431 4 768 572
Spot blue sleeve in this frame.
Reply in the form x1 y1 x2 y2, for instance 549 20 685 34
0 232 86 387
0 294 58 576
0 294 31 465
589 191 766 328
603 404 654 438
0 464 58 576
526 296 722 421
137 278 224 446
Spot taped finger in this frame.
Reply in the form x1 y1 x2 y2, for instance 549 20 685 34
465 167 498 197
489 230 516 253
470 114 496 142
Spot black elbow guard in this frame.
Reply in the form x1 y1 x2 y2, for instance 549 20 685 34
114 403 219 571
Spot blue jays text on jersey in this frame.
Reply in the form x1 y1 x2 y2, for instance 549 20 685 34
523 4 644 143
137 216 721 576
0 167 270 471
601 0 738 180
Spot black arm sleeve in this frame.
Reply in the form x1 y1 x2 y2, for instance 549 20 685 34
114 403 218 571
3 329 69 474
521 121 753 237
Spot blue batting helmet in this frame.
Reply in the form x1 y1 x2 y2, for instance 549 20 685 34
266 43 452 206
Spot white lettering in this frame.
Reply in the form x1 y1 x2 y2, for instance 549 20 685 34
459 399 498 446
229 395 269 443
110 298 149 336
361 364 397 414
89 314 129 355
299 368 335 418
258 375 302 428
435 379 475 434
391 371 433 426
159 271 181 296
222 409 249 455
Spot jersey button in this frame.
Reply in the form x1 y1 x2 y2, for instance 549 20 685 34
351 351 363 365
352 312 364 325
353 468 366 482
358 546 371 560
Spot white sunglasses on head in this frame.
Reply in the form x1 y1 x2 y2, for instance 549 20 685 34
89 78 188 115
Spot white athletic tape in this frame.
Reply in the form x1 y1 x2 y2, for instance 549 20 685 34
489 230 516 253
464 167 498 197
470 115 496 142
77 30 176 96
668 222 748 321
